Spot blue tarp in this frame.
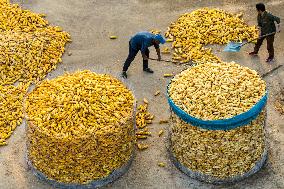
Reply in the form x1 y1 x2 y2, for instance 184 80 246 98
167 87 268 130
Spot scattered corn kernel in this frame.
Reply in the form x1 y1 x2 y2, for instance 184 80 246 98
109 35 118 39
137 143 149 150
154 91 160 96
136 135 148 139
136 131 151 136
143 98 149 104
150 29 161 34
161 47 170 54
158 162 166 167
159 119 168 124
164 74 174 77
158 130 164 137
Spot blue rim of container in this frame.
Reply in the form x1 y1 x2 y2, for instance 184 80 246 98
167 81 268 130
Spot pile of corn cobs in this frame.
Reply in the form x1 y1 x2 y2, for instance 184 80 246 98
171 112 266 178
26 71 135 184
0 0 71 85
0 0 70 145
165 8 258 63
169 62 266 120
0 84 28 145
169 62 266 178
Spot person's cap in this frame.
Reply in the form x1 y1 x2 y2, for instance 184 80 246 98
154 34 166 44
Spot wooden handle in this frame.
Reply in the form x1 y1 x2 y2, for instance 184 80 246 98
241 32 276 47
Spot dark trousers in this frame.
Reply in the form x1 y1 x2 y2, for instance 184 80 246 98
123 42 149 72
254 35 275 58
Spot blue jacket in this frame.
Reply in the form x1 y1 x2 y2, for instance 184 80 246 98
130 31 159 53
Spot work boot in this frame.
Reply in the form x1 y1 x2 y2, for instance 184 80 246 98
266 57 274 63
121 71 127 78
249 51 258 56
143 68 154 73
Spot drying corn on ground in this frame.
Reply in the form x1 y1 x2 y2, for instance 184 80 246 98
26 70 135 184
0 0 70 147
169 62 266 120
0 0 70 85
135 101 154 150
136 102 154 129
171 111 266 178
165 8 258 63
0 84 28 145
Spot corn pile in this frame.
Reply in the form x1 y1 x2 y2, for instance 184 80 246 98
169 62 266 120
26 70 135 184
0 0 71 85
135 100 154 150
171 111 265 178
165 8 258 63
0 84 28 145
274 89 284 115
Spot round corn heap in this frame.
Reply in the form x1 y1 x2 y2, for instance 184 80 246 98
168 62 267 183
0 0 71 85
165 8 258 63
25 70 135 185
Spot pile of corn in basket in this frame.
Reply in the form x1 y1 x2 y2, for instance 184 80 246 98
167 62 268 184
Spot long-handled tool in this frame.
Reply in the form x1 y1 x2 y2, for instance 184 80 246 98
261 64 283 78
149 57 193 66
224 32 276 52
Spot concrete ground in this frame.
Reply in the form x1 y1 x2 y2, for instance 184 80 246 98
1 0 284 188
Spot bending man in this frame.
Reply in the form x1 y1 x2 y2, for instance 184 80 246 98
122 31 166 78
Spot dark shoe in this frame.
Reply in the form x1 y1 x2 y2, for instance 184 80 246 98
266 57 274 62
143 68 154 73
121 71 127 78
249 51 258 56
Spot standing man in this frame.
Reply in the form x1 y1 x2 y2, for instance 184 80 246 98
249 3 280 62
121 31 166 78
